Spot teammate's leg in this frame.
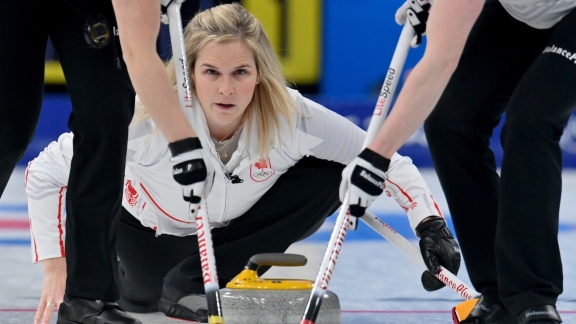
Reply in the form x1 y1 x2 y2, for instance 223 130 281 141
0 0 48 196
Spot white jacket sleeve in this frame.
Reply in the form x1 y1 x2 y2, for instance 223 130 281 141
386 153 443 233
294 92 366 164
293 90 442 232
26 133 74 263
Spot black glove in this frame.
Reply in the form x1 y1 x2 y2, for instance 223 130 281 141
339 148 391 217
415 216 461 291
168 137 210 216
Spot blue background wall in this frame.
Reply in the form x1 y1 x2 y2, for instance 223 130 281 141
320 0 425 98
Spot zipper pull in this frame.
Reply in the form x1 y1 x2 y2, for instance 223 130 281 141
226 173 244 184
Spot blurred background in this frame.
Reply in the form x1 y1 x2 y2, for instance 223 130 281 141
34 0 576 171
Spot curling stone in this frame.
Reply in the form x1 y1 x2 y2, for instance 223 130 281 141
220 253 341 324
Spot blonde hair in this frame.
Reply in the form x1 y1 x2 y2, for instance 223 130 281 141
135 3 297 156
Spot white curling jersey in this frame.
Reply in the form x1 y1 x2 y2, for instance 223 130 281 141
26 88 443 262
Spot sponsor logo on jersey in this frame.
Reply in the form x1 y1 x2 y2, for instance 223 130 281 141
543 44 576 63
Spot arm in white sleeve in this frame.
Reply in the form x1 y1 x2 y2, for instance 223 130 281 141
386 153 443 234
296 93 366 164
26 133 74 263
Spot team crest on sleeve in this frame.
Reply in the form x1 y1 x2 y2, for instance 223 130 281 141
125 180 138 207
250 157 275 182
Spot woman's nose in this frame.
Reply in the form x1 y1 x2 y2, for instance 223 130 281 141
219 77 234 95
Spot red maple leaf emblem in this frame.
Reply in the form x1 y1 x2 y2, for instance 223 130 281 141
254 158 268 169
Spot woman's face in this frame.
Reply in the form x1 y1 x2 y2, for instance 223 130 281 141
194 40 259 138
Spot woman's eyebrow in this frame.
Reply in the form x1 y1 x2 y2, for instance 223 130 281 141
199 63 255 69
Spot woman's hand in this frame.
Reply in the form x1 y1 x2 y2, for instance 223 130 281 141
34 257 66 324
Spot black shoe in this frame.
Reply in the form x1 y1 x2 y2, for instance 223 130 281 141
56 295 142 324
158 284 208 322
515 305 562 324
461 295 513 324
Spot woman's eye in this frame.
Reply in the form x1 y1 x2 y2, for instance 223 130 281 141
206 69 218 75
236 69 247 75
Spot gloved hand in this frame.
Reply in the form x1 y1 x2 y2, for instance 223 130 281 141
168 137 212 217
415 216 461 291
339 148 390 217
395 0 431 47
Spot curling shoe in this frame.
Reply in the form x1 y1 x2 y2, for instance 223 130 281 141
515 305 562 324
56 294 142 324
461 295 514 324
158 283 208 322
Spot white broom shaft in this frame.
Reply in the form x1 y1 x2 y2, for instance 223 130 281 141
301 202 351 324
196 198 225 320
347 23 415 230
167 3 224 322
195 199 219 287
168 2 193 111
362 211 478 300
364 23 415 145
301 23 416 324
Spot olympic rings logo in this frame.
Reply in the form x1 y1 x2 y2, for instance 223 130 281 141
252 170 274 178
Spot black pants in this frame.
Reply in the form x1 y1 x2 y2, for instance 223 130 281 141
114 157 344 312
0 1 135 300
424 0 576 316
